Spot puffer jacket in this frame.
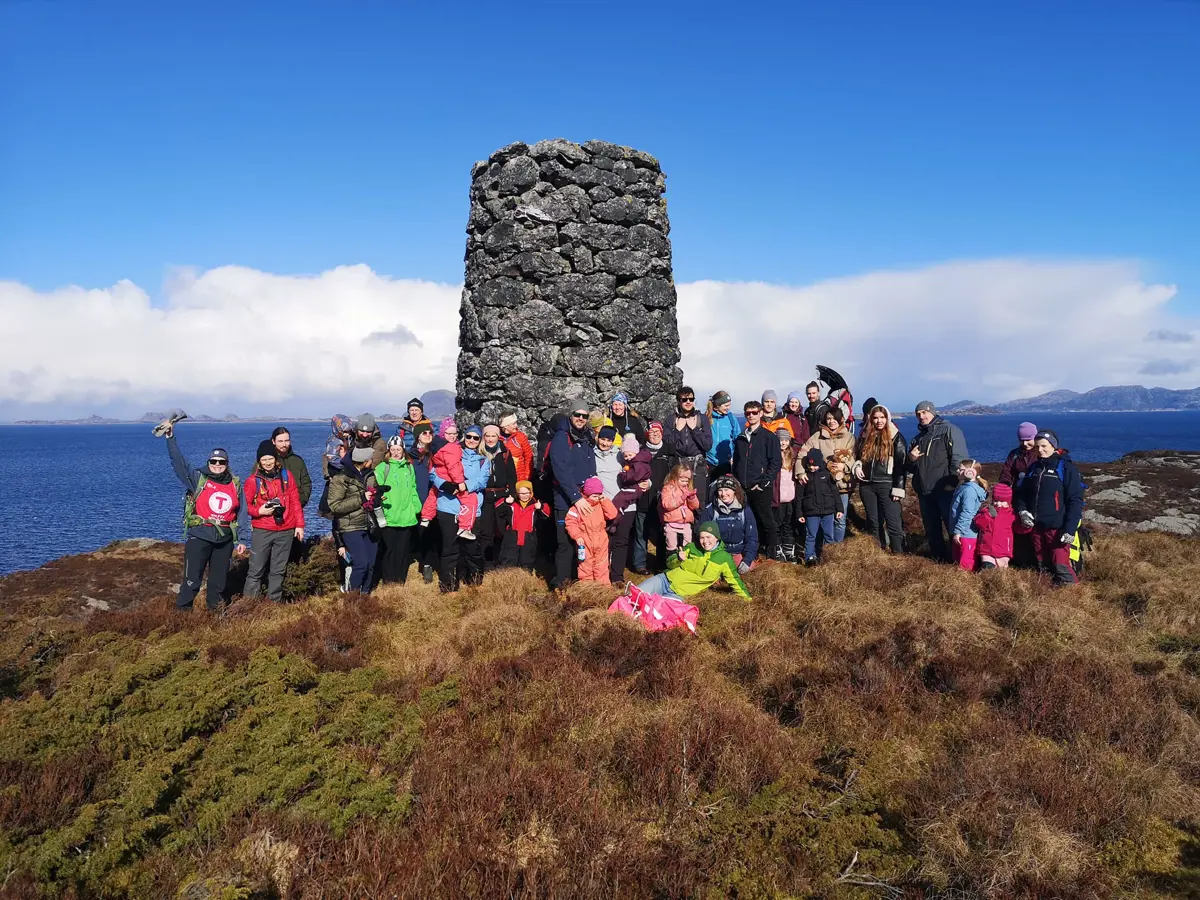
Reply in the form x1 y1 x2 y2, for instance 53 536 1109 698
326 465 379 533
503 429 535 483
974 500 1016 559
701 500 759 564
374 457 421 528
614 449 653 512
853 406 907 490
431 449 490 518
908 416 968 495
664 540 750 600
949 480 987 537
1014 451 1086 534
799 467 840 518
659 481 700 525
707 410 739 468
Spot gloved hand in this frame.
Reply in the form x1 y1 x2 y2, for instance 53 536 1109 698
737 561 751 575
1019 510 1035 528
890 488 905 501
362 488 378 511
1060 532 1075 546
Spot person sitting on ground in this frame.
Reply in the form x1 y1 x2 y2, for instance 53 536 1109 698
496 480 548 572
659 463 701 554
702 475 759 575
798 448 841 565
635 521 751 601
499 412 534 483
907 400 968 563
760 390 794 437
733 399 783 562
950 460 988 571
419 418 478 540
270 427 312 510
973 482 1016 570
853 404 907 552
773 430 800 562
609 434 653 583
798 407 857 543
609 391 646 446
326 447 380 593
352 413 388 468
398 399 433 453
706 390 738 480
1014 430 1086 586
162 423 245 611
243 439 305 602
784 392 810 445
999 422 1039 487
565 476 619 583
374 436 421 585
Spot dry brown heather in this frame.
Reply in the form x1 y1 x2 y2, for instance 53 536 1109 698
0 531 1198 899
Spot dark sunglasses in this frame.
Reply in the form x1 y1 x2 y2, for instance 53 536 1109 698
679 395 695 402
570 412 588 419
464 434 481 441
208 459 227 465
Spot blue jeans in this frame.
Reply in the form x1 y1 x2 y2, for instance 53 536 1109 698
804 514 836 561
636 572 682 600
832 493 849 542
341 530 378 593
631 510 648 570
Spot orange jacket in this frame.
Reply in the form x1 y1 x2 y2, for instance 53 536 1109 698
503 430 534 483
564 496 619 549
762 416 795 438
659 482 699 525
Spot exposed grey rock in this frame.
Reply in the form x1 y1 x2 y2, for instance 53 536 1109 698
498 156 540 194
596 249 653 277
616 277 676 308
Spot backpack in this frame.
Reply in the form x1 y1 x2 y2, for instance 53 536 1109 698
183 473 241 540
1070 526 1093 576
249 469 290 502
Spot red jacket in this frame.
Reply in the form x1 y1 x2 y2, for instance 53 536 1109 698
244 469 305 531
973 504 1015 559
503 430 535 483
496 497 546 546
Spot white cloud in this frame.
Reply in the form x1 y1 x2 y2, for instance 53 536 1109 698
1 258 1196 418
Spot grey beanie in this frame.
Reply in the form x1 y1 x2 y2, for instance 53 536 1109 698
351 447 374 463
762 389 778 403
915 400 937 415
355 413 376 431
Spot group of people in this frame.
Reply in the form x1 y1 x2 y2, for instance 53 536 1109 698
160 386 1088 612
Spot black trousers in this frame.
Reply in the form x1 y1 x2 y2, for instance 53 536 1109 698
918 490 953 562
377 525 416 584
553 511 575 586
773 500 798 545
499 530 539 570
609 510 636 584
745 486 777 555
437 511 483 592
178 536 234 610
860 481 905 552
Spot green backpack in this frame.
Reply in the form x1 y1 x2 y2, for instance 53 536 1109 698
183 473 241 540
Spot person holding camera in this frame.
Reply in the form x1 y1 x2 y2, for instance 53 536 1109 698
244 440 305 601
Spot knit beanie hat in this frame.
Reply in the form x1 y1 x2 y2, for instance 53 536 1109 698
351 447 374 463
698 521 722 542
622 435 640 453
862 396 879 417
355 413 376 432
1017 421 1038 441
582 476 604 496
611 391 629 406
787 390 803 404
1035 430 1060 450
647 420 664 433
499 412 518 428
437 416 457 437
387 434 404 449
515 480 533 494
914 400 936 415
412 423 433 440
762 389 778 403
712 475 739 495
255 439 277 461
711 390 732 406
407 397 423 410
805 447 826 467
589 410 607 429
598 425 618 441
993 483 1013 503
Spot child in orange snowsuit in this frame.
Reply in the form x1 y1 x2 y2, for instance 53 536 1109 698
419 418 478 539
564 476 619 583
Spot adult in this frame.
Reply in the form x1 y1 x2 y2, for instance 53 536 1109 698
733 400 782 562
409 423 438 584
798 407 857 542
548 401 598 588
633 420 671 574
706 390 738 480
853 405 907 552
432 425 491 592
760 390 793 437
500 412 534 483
270 427 312 509
907 401 968 563
326 447 380 593
163 425 244 611
1014 430 1085 586
784 392 811 445
635 521 751 601
1000 422 1039 487
374 436 421 584
608 391 646 445
702 475 759 574
665 385 713 509
353 413 388 467
479 424 517 566
397 399 433 453
803 382 829 437
243 439 305 602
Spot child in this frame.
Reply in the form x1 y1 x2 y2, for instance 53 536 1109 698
659 463 701 553
798 448 841 564
773 431 799 561
564 476 620 583
949 459 988 571
496 480 547 571
973 482 1016 569
419 418 478 540
613 435 653 512
633 521 752 601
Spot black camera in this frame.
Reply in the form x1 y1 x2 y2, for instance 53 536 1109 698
263 498 285 523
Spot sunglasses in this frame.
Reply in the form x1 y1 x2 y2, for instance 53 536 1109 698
570 412 588 419
745 410 762 416
679 396 695 402
208 459 227 465
464 434 481 441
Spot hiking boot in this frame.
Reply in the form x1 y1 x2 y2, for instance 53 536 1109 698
422 564 434 584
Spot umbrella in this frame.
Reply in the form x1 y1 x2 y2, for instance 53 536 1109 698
816 365 849 394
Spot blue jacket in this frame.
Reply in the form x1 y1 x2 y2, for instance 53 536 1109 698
549 418 596 509
949 480 987 537
701 499 759 564
1015 452 1086 535
411 450 433 504
707 411 738 467
431 448 490 517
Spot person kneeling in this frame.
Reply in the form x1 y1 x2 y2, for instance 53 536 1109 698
636 521 751 601
564 477 619 583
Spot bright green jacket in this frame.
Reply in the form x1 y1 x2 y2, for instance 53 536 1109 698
665 541 751 600
374 457 420 528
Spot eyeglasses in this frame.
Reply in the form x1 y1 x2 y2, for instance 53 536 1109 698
570 412 588 420
745 410 762 417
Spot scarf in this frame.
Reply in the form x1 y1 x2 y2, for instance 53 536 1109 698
714 497 742 516
644 438 663 453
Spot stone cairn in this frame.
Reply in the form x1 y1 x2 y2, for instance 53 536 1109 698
456 139 683 429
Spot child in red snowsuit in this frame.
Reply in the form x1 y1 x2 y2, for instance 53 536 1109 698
564 476 619 583
973 482 1016 569
419 418 478 539
496 480 548 571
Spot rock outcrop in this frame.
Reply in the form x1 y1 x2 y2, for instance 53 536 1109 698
455 139 683 427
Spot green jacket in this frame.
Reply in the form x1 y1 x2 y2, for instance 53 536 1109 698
326 466 378 533
665 541 751 600
374 457 420 528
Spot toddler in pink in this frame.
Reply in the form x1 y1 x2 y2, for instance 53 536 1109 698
419 418 478 539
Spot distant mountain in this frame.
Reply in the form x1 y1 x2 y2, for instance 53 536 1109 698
996 385 1200 413
941 400 1002 415
420 390 456 419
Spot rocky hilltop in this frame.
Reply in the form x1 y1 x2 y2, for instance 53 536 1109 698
996 384 1200 413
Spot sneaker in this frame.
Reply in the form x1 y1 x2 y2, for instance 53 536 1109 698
458 529 476 540
422 564 434 584
805 557 818 566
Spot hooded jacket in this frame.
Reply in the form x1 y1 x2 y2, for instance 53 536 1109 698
659 479 700 525
733 424 783 491
799 450 839 517
999 445 1039 488
853 406 907 490
549 416 597 509
594 444 623 500
707 409 739 468
564 495 619 550
327 463 379 533
701 498 759 564
799 425 856 473
502 429 535 483
431 447 490 518
614 448 653 512
374 456 421 528
664 540 751 600
353 428 388 468
949 479 987 537
1014 451 1086 535
907 416 968 495
974 484 1016 559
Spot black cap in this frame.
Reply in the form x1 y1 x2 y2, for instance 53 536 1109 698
407 397 424 410
208 448 229 462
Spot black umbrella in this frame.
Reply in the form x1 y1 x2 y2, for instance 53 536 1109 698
816 365 849 394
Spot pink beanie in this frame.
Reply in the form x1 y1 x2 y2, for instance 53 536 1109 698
582 476 604 496
437 416 457 437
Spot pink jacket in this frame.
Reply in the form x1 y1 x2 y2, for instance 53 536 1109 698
973 504 1016 559
659 482 699 525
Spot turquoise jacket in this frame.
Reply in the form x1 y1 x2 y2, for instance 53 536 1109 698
707 410 738 468
950 480 987 537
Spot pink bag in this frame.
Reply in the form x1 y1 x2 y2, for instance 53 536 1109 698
607 583 699 634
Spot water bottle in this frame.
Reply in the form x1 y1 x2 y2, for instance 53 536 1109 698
576 544 586 562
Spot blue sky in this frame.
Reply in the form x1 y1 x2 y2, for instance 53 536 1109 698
1 0 1198 415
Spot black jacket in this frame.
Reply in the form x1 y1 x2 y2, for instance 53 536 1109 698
482 443 517 501
610 409 646 445
907 416 968 495
857 429 907 490
732 426 782 491
800 467 840 517
639 444 671 513
666 411 712 459
1014 451 1086 534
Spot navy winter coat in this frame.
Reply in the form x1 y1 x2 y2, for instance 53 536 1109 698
702 500 759 564
1014 452 1086 535
549 418 597 509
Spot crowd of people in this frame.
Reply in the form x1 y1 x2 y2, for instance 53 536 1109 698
160 387 1088 612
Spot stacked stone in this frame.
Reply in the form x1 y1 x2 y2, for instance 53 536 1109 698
456 139 683 428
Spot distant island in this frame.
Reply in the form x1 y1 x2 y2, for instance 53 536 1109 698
9 389 458 426
940 384 1200 415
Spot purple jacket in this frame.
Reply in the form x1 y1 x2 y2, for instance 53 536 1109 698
613 449 653 512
